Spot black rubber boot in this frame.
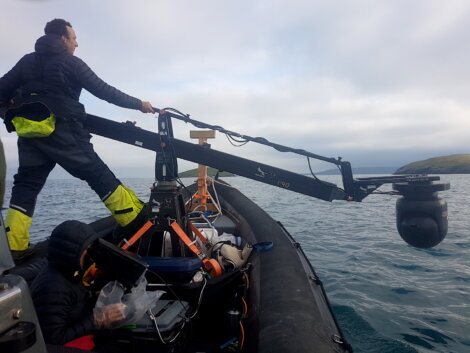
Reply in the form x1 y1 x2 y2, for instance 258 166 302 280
11 244 37 264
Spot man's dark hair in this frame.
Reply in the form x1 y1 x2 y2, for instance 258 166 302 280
44 19 72 37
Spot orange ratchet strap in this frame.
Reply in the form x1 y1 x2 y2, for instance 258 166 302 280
190 222 209 245
121 221 153 250
170 221 222 277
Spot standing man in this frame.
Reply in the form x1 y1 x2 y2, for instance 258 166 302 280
0 19 155 259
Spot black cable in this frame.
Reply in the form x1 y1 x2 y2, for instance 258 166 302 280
226 134 249 147
307 156 320 180
147 269 183 300
157 107 345 192
157 107 343 187
147 268 206 320
227 134 249 143
155 107 342 166
305 156 345 192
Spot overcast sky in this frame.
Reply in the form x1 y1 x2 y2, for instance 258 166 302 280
1 0 469 179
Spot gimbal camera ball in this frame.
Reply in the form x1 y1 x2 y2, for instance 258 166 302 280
394 180 450 249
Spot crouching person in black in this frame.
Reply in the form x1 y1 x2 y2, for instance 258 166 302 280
31 220 125 349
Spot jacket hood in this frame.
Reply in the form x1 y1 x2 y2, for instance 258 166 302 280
48 220 97 276
35 34 68 56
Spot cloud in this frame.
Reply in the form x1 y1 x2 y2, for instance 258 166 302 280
1 0 470 180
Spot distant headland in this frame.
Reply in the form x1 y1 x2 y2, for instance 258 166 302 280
395 154 470 174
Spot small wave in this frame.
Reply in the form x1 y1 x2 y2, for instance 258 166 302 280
393 264 423 271
391 288 416 295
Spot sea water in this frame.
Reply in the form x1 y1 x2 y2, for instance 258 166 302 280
3 175 469 353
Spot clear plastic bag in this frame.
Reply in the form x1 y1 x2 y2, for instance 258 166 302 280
94 275 164 328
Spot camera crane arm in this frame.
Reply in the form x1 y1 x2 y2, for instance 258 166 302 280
84 111 449 248
85 111 442 202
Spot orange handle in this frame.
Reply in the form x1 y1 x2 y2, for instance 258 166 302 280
203 258 223 277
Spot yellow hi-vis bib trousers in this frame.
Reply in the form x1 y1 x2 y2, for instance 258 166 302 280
6 185 143 251
6 207 32 251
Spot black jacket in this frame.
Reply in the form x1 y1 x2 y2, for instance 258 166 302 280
0 34 141 123
30 220 98 345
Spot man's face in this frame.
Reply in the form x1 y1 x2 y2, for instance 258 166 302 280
62 26 78 55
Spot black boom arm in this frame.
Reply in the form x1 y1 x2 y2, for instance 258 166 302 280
84 111 450 248
85 113 345 201
85 112 445 202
